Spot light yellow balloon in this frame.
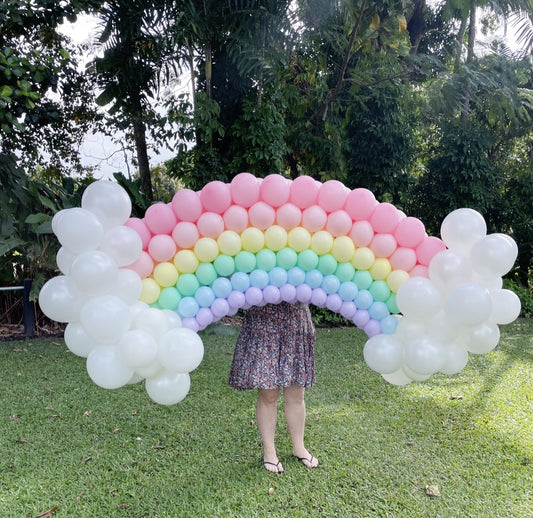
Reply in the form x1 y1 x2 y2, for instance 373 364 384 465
332 236 355 263
351 247 375 270
217 230 242 256
288 227 311 252
153 262 179 287
174 250 199 273
194 237 219 263
370 258 392 280
311 230 333 255
241 227 265 253
387 269 410 293
139 278 160 304
265 225 288 251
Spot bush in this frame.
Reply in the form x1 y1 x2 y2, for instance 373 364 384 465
503 276 533 318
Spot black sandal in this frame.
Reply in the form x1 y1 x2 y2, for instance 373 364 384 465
263 459 284 473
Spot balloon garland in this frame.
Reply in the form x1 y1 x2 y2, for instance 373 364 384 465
39 173 521 404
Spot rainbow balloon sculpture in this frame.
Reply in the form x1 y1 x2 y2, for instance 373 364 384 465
39 173 521 404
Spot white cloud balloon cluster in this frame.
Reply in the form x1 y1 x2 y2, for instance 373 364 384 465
39 181 204 405
363 208 521 385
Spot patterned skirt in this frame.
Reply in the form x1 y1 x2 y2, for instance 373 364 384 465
228 302 316 390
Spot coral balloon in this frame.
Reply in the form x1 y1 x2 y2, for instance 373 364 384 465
148 234 177 263
200 181 232 213
276 203 302 229
290 175 319 208
344 188 377 221
302 205 327 232
172 221 200 249
172 189 203 222
260 174 291 207
223 205 249 232
144 203 177 234
318 180 348 213
197 212 224 238
230 172 261 208
248 201 276 230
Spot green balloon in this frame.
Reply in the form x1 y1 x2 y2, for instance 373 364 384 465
353 270 373 290
386 293 399 314
149 301 161 309
335 262 355 282
176 273 200 296
235 251 256 273
317 254 337 275
158 287 182 310
256 249 277 272
214 254 236 277
369 280 391 302
276 247 298 270
196 262 217 285
297 249 319 271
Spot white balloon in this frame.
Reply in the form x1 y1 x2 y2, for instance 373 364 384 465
117 329 158 368
402 366 431 382
395 316 427 342
404 335 446 375
55 208 104 253
113 269 143 304
489 289 521 325
466 322 500 354
145 372 191 405
440 208 486 256
80 295 132 344
161 309 182 329
130 301 149 319
64 321 95 358
86 345 134 389
99 226 142 267
444 282 492 326
134 308 169 339
135 359 164 379
127 372 145 385
471 233 518 278
396 277 442 320
56 246 77 275
157 328 204 373
51 209 68 235
70 250 118 295
39 276 85 323
471 272 503 290
363 335 404 374
428 250 472 293
426 311 461 344
439 342 469 375
81 180 132 229
382 369 412 386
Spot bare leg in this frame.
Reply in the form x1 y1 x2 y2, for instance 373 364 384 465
256 388 283 473
283 385 319 468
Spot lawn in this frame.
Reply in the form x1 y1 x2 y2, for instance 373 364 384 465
1 320 532 518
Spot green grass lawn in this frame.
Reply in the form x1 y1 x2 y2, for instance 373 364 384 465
1 320 532 518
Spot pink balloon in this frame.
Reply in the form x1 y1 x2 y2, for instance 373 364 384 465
302 205 327 232
370 234 398 258
248 201 276 230
200 181 232 214
390 247 417 271
125 218 152 250
126 251 154 279
369 203 401 234
231 173 261 208
148 234 177 263
410 264 429 278
394 217 426 248
223 205 249 232
318 180 348 213
172 189 203 222
290 176 319 209
349 221 374 247
416 236 446 266
344 188 377 221
197 212 224 238
260 174 291 208
144 203 177 234
326 210 352 237
172 221 200 249
276 203 302 230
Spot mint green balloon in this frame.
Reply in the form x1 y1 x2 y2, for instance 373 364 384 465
256 249 277 272
158 287 182 310
297 249 319 271
196 262 217 285
276 247 298 270
214 254 235 277
335 262 355 282
235 251 256 273
369 280 390 302
149 301 161 309
317 254 337 275
353 270 373 290
176 273 200 296
386 293 399 313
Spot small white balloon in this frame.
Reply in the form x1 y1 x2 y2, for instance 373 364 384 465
444 282 493 326
161 309 182 329
145 372 191 405
471 272 503 290
439 342 469 375
396 277 442 321
81 180 132 229
86 345 134 389
404 335 446 375
395 316 427 342
129 301 149 319
402 366 431 382
70 250 118 295
113 269 143 304
56 246 77 275
39 276 85 323
135 359 164 379
117 329 158 368
382 369 412 386
99 226 143 267
64 321 95 358
440 208 486 256
55 208 104 253
134 307 169 339
471 233 518 278
80 295 132 344
363 335 404 374
157 328 204 373
428 250 472 293
466 322 500 354
489 289 521 325
426 311 461 344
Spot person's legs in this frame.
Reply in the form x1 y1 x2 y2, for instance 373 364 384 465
283 385 319 468
256 388 283 473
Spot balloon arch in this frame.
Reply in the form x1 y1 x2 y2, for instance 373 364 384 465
39 173 521 405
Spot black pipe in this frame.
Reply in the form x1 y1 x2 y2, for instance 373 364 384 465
23 278 35 337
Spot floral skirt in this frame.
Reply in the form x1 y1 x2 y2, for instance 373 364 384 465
228 302 316 390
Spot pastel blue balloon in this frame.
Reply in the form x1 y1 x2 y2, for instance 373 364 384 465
269 266 288 287
195 286 216 307
178 296 199 318
338 281 358 301
256 249 277 272
250 269 269 289
212 277 232 299
305 269 323 289
368 301 389 321
355 289 373 309
380 315 398 334
231 272 250 292
321 274 340 295
288 267 306 286
353 270 373 290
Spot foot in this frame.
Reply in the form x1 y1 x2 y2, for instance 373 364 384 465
263 458 284 474
293 449 319 468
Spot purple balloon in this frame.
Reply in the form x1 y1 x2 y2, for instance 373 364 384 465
310 288 327 307
211 298 230 318
296 284 313 303
326 293 343 312
364 318 381 337
280 284 297 303
263 285 281 304
340 301 357 319
245 286 263 306
181 317 199 332
352 309 370 329
196 307 214 328
227 290 246 310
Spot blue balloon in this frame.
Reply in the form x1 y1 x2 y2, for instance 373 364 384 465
355 289 373 310
231 272 250 292
212 277 232 299
195 286 216 308
178 296 199 318
250 269 269 289
269 266 288 288
287 267 306 286
321 274 340 295
380 315 398 334
338 281 358 301
305 269 323 289
368 301 389 321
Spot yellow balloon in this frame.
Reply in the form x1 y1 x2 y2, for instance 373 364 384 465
139 278 160 304
153 262 179 287
387 269 410 293
173 250 199 273
351 247 375 270
288 227 311 252
265 225 288 251
370 258 392 280
217 230 242 256
194 237 219 263
332 236 355 263
311 230 333 255
241 227 265 253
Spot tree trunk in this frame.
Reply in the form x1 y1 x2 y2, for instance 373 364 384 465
132 117 153 201
205 42 212 99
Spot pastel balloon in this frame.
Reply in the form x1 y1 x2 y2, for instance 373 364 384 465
235 250 256 272
363 334 403 374
386 269 409 293
263 285 281 304
351 247 375 270
139 278 161 304
176 273 200 296
82 180 132 229
349 221 374 247
230 172 261 208
287 267 306 286
217 230 242 256
158 327 204 373
290 175 319 208
277 248 298 270
174 249 199 273
340 301 357 319
145 372 191 405
158 287 181 309
125 218 152 249
212 277 232 298
280 283 297 303
396 277 442 320
194 237 219 263
80 295 131 344
127 251 154 279
39 276 85 323
390 247 417 272
249 201 276 229
265 225 288 251
489 289 521 325
195 261 217 285
363 319 382 337
144 203 177 235
223 205 249 232
338 281 358 301
241 227 265 253
56 246 76 275
444 282 492 326
470 233 518 278
251 269 270 289
296 283 313 303
260 174 290 207
310 288 327 307
153 262 179 287
322 274 340 294
269 266 288 287
245 287 263 306
297 249 319 271
370 258 392 281
311 231 333 255
213 255 235 276
344 188 377 221
172 221 200 249
318 254 337 275
326 210 352 237
231 272 250 292
330 236 354 262
70 250 118 295
370 203 400 234
353 309 370 329
369 280 390 301
200 181 232 213
318 180 348 212
197 212 224 238
305 269 323 288
87 345 134 390
335 262 355 282
227 290 246 308
353 270 373 290
288 227 311 252
172 189 202 222
370 234 397 258
276 203 302 229
55 208 104 254
196 307 214 328
148 234 177 263
178 296 200 318
326 293 343 312
416 236 446 266
302 205 327 232
441 208 487 255
394 217 425 248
